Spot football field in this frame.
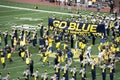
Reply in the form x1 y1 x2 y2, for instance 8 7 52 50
0 0 120 80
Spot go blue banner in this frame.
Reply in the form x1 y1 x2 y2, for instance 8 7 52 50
48 18 105 35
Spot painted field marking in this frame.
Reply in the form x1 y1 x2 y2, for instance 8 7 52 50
0 5 79 16
0 11 42 18
0 9 21 13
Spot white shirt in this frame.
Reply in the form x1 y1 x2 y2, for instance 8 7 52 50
98 52 103 58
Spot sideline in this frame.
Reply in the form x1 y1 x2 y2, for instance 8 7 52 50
0 5 78 16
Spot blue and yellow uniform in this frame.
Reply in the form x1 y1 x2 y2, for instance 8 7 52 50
54 65 60 80
91 60 96 80
26 57 31 65
71 67 77 80
4 32 8 46
21 51 25 61
79 68 86 80
79 42 86 52
48 37 53 52
7 53 12 62
62 65 68 80
42 50 49 66
57 49 64 63
0 51 6 69
108 63 114 80
100 64 106 80
13 38 17 50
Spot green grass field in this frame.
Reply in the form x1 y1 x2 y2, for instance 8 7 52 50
0 0 120 80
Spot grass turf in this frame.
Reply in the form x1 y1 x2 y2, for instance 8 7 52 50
0 0 120 80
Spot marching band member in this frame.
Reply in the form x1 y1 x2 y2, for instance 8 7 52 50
26 57 31 66
48 35 54 53
108 62 115 80
10 33 14 49
54 54 59 65
100 63 106 80
23 68 30 80
57 48 64 63
13 37 17 51
5 45 13 63
45 37 48 49
98 49 103 65
90 58 96 80
81 58 88 69
79 50 84 62
19 46 26 61
3 31 8 46
3 72 10 80
79 68 86 80
29 60 34 76
42 48 50 66
62 64 69 80
55 34 61 49
0 50 6 69
39 24 44 38
39 37 45 47
32 31 37 48
32 69 39 80
41 70 48 80
54 64 60 80
50 74 57 80
85 45 92 65
63 41 68 59
70 66 77 80
67 49 73 66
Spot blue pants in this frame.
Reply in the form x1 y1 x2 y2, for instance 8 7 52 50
92 70 96 80
110 73 114 80
102 73 106 80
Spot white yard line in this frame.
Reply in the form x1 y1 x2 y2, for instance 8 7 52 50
0 9 21 13
0 12 41 18
0 5 78 16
